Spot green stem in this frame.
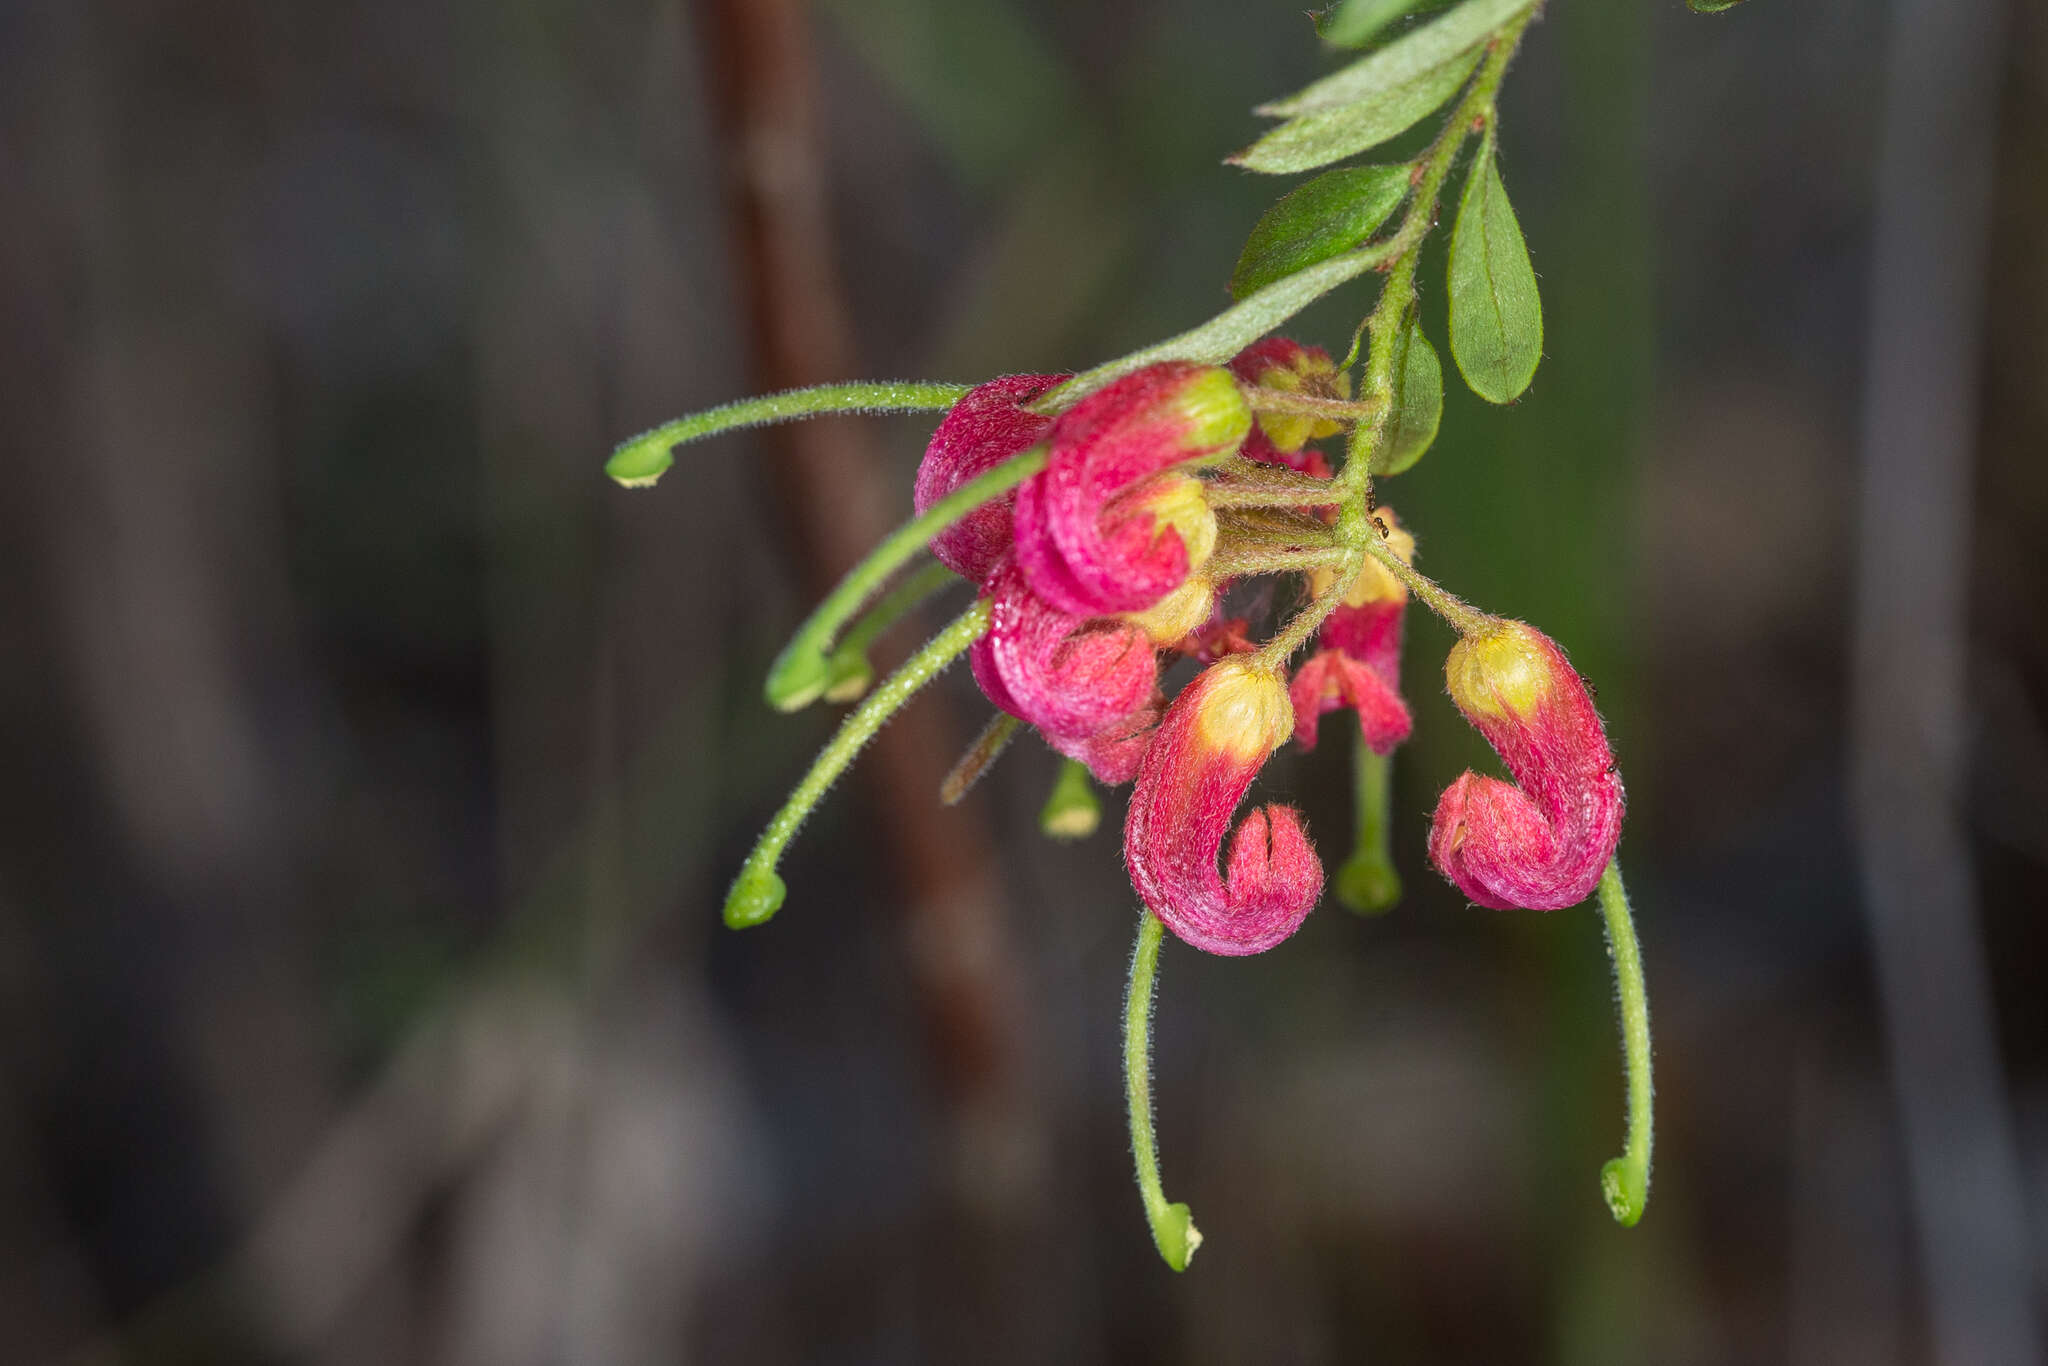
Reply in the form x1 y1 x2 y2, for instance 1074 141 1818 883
764 446 1047 711
1596 858 1654 1227
605 381 971 487
1339 9 1538 494
1335 740 1402 914
1203 545 1349 581
824 560 962 703
939 711 1022 807
1237 384 1386 424
1253 547 1363 670
1125 909 1200 1270
1357 526 1493 636
1039 758 1102 840
1205 470 1343 509
725 600 992 929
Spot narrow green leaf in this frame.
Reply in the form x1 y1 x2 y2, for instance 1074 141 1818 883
1230 165 1410 299
1259 0 1534 117
1033 241 1397 411
1447 137 1542 403
1320 0 1450 48
1373 320 1443 474
1687 0 1746 11
1229 48 1480 176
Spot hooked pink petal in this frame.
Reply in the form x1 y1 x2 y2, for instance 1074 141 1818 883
1012 362 1247 615
1125 660 1324 956
1427 623 1624 910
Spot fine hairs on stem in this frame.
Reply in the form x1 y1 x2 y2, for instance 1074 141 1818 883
1597 859 1654 1225
761 445 1048 712
1125 909 1200 1270
724 601 992 929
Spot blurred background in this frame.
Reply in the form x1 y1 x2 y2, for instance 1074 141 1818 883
2 0 2045 1361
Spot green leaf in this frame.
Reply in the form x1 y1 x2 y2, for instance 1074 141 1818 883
1447 136 1542 403
1229 165 1410 299
1034 242 1397 411
1687 0 1746 11
1229 48 1481 175
1259 0 1534 117
1373 319 1443 474
1319 0 1451 48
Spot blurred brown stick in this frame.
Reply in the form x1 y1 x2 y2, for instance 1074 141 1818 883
695 0 1027 1110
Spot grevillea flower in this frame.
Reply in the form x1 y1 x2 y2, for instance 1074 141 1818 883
1290 509 1415 754
914 373 1068 582
968 557 1160 781
1126 658 1324 955
1230 337 1347 477
1012 362 1250 616
1428 621 1624 910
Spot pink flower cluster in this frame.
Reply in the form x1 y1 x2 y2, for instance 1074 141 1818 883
916 342 1623 955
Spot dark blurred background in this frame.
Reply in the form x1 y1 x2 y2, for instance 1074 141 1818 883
3 0 2045 1361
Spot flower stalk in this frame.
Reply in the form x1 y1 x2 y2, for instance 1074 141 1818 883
1597 859 1654 1226
606 381 970 488
727 600 992 928
764 447 1046 711
1125 909 1200 1271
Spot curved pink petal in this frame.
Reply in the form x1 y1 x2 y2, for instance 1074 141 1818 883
1012 362 1248 615
1426 622 1624 910
1288 644 1411 754
1125 660 1324 956
914 373 1068 583
968 557 1158 746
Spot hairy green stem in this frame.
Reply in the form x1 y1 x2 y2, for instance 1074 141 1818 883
1237 384 1387 424
1254 548 1362 669
1126 909 1200 1270
1356 524 1492 635
1596 858 1654 1226
1203 545 1350 581
1206 470 1343 509
606 381 971 487
1335 740 1402 914
764 446 1046 711
824 560 962 703
939 711 1022 807
725 601 991 929
1340 9 1539 494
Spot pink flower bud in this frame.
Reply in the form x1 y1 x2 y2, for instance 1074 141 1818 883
1125 659 1325 956
914 373 1068 583
968 558 1160 780
1290 510 1416 753
1427 622 1624 911
1230 337 1347 472
1012 362 1249 615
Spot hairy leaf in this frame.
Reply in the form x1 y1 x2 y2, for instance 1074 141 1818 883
1259 0 1534 117
1320 0 1452 49
1230 49 1480 175
1687 0 1746 11
1373 320 1444 474
1447 137 1542 403
1035 244 1396 411
1230 165 1410 299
